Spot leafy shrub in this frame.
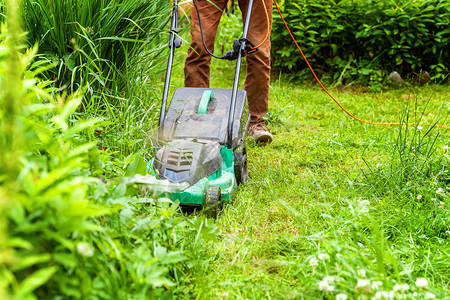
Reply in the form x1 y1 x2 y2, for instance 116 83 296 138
271 0 450 84
0 5 218 298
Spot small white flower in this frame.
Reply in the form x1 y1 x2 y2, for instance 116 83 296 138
336 293 348 300
393 283 409 292
309 257 319 267
333 133 339 137
417 194 422 200
323 276 335 284
336 253 343 258
318 279 335 291
376 163 382 169
77 242 94 257
417 125 423 132
444 154 449 159
436 188 444 195
357 269 366 278
358 200 370 213
444 145 449 151
425 292 436 299
431 198 437 202
318 253 330 260
373 291 394 299
371 280 383 289
415 277 429 289
356 279 371 291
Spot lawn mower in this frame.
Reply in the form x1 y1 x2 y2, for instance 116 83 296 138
146 0 257 216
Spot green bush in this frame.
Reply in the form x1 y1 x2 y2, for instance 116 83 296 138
0 2 218 297
271 0 450 84
0 32 218 299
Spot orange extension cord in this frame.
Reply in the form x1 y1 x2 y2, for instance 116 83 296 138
271 0 450 130
249 0 270 50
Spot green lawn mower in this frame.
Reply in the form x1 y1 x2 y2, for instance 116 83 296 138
147 0 258 216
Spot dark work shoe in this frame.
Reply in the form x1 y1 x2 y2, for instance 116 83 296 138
249 123 273 144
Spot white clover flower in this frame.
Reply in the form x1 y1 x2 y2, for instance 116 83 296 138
436 188 444 195
371 280 383 289
373 291 394 299
415 278 429 289
425 292 436 299
318 279 335 291
393 283 409 292
376 163 382 169
336 293 348 300
417 125 423 132
77 242 94 257
318 253 330 261
309 257 319 267
358 200 370 213
357 269 366 278
323 276 335 284
443 145 449 151
355 279 371 291
417 194 422 200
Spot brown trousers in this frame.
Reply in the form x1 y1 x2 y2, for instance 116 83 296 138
184 0 272 125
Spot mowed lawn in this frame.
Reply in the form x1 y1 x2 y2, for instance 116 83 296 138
169 49 450 299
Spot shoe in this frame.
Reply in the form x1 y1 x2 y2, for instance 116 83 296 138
249 123 273 144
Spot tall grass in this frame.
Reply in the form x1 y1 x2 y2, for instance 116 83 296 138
21 0 170 92
10 0 176 159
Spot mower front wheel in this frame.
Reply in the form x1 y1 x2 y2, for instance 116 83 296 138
203 186 222 218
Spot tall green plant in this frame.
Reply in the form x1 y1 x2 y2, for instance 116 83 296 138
20 0 170 91
0 1 218 298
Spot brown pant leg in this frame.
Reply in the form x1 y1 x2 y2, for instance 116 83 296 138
184 0 228 88
238 0 272 125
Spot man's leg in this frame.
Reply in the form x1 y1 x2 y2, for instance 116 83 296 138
184 0 228 88
239 0 273 143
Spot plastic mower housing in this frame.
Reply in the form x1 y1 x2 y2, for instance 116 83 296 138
151 88 249 211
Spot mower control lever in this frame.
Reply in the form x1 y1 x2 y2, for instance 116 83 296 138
222 38 258 61
222 39 241 61
169 30 182 49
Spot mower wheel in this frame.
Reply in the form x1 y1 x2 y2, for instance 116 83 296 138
234 147 247 185
203 186 222 218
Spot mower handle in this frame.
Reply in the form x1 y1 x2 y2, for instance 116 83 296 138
228 0 254 149
159 0 181 135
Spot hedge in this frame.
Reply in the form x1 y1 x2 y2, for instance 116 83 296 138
271 0 450 83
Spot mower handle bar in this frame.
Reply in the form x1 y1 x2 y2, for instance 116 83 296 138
159 0 254 149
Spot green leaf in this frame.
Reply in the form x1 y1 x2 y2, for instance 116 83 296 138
60 96 82 121
16 266 58 297
11 254 52 271
125 153 148 176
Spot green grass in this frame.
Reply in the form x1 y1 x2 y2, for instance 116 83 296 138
165 29 450 298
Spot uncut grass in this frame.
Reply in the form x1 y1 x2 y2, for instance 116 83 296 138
166 34 450 298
